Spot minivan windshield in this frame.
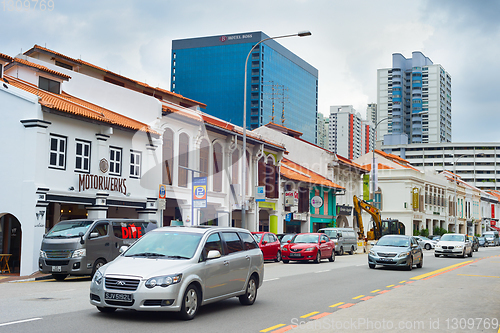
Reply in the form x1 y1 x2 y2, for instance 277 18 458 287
124 231 203 259
45 220 94 238
320 230 337 238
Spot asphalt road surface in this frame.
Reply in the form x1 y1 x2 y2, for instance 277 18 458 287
0 246 498 333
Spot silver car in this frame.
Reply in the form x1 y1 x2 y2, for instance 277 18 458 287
434 233 473 258
368 235 423 271
414 236 437 250
90 226 264 320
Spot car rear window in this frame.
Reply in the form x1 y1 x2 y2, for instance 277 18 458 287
239 232 259 250
222 232 244 254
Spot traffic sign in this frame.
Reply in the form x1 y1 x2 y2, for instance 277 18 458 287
159 184 167 199
193 177 207 208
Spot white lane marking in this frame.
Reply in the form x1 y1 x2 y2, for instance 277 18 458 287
315 270 331 273
264 278 280 282
0 318 42 327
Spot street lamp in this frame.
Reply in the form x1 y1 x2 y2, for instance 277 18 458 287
371 117 389 202
241 31 312 230
450 153 484 232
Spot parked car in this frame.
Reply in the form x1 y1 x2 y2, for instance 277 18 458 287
468 235 479 252
435 233 473 258
318 227 358 255
368 235 423 270
277 233 296 249
281 233 335 264
478 236 488 247
483 231 500 246
428 235 441 242
252 232 281 262
90 226 264 320
414 236 437 250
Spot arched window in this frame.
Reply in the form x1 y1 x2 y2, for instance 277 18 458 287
213 143 223 192
162 128 174 185
199 139 209 178
232 149 239 185
178 133 189 187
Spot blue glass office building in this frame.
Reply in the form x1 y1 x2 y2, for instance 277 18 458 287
171 32 318 143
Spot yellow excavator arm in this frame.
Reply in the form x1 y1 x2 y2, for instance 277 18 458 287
353 195 382 241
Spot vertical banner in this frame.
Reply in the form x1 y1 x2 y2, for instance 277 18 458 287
193 177 207 208
412 187 419 210
372 157 378 194
363 174 370 201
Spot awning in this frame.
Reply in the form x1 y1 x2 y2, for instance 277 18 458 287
490 225 500 232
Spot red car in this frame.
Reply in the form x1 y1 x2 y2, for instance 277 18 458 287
282 233 335 263
252 232 281 262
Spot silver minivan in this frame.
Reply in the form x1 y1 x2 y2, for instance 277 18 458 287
39 219 157 280
318 227 358 255
89 226 264 320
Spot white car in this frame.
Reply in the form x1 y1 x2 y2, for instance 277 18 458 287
434 233 473 258
414 236 437 250
90 226 264 320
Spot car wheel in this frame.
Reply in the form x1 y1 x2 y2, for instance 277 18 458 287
348 246 354 255
178 284 199 320
239 275 257 305
328 250 335 262
369 263 376 269
468 249 473 257
461 250 466 258
275 251 281 262
425 243 431 250
282 259 289 264
314 251 321 263
338 246 343 256
91 259 106 277
416 255 423 268
52 274 68 281
406 257 413 271
97 306 116 313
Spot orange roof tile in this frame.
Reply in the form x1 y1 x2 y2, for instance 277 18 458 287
6 75 158 135
9 58 71 80
336 154 367 173
360 163 395 172
0 53 13 62
264 122 303 137
281 158 344 190
487 190 500 201
375 149 410 164
24 45 206 108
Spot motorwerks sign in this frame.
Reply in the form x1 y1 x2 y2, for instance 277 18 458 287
77 158 127 195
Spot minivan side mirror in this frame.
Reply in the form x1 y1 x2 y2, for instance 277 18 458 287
119 245 129 254
79 232 85 245
207 250 221 260
89 232 99 239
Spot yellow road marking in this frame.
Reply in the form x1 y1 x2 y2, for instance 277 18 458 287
399 280 406 283
329 302 344 308
300 312 319 318
386 284 395 288
352 295 364 300
370 289 380 293
457 274 499 278
260 324 286 332
411 261 473 280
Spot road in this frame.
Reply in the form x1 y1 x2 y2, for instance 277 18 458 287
0 247 498 333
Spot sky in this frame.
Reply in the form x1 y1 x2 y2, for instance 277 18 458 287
2 0 499 142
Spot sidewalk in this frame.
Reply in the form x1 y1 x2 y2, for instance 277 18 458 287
0 271 52 283
288 254 500 332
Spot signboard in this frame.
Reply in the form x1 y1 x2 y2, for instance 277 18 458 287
492 204 495 219
337 205 352 216
159 184 167 199
412 187 419 210
193 177 207 208
284 190 298 207
363 174 370 201
255 186 265 202
311 196 323 208
285 213 292 222
158 198 166 210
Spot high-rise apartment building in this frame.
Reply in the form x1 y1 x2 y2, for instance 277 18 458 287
171 32 319 143
377 52 452 145
316 113 329 149
367 103 377 126
361 119 375 155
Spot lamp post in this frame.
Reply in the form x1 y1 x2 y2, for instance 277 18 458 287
371 117 389 202
241 31 312 230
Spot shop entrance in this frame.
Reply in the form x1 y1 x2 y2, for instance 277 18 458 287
0 213 22 273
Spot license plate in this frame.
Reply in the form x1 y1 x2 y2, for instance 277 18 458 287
289 253 302 257
380 258 392 262
105 292 133 302
51 266 62 272
443 249 452 252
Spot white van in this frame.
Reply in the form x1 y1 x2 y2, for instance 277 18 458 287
318 227 358 255
39 219 157 280
483 230 500 246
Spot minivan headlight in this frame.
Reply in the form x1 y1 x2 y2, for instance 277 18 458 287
40 250 47 258
92 269 103 285
145 274 182 289
72 249 86 258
